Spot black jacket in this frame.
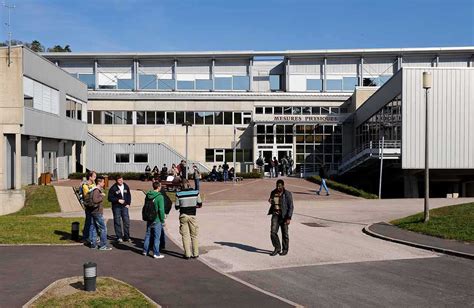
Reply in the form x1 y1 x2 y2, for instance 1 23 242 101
108 183 132 206
319 167 327 179
267 189 294 219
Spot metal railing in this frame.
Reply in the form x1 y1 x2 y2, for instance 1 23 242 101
339 140 401 174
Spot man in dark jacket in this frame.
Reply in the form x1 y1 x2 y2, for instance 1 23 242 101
267 179 293 256
108 174 132 242
90 176 112 250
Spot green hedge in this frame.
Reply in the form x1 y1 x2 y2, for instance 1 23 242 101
307 176 378 199
68 172 143 180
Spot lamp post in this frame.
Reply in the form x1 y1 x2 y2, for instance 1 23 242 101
233 126 246 184
182 121 193 180
423 72 432 222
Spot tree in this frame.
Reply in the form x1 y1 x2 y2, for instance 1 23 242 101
47 44 72 52
29 40 45 52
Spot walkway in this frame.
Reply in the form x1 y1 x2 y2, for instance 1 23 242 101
0 220 291 307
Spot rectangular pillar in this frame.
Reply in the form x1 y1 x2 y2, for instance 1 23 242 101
81 142 87 173
36 138 42 184
71 141 76 173
0 134 4 190
14 133 21 189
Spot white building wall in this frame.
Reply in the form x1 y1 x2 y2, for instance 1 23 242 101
402 67 474 169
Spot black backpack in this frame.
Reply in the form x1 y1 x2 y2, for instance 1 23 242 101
161 190 172 215
142 196 158 222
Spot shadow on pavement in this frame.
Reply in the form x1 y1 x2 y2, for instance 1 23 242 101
215 241 272 254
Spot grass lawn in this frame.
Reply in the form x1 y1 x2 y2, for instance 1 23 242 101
31 277 155 307
391 202 474 242
0 185 84 244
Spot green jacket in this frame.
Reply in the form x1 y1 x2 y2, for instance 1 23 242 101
145 190 165 223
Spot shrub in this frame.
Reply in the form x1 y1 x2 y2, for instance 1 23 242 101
307 176 378 199
68 172 143 181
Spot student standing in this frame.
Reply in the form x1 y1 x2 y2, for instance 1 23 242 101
143 181 165 259
90 176 112 251
192 164 201 191
82 171 96 246
175 185 203 259
108 175 132 242
222 162 229 182
267 179 293 256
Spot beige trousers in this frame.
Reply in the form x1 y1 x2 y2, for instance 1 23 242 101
179 214 199 257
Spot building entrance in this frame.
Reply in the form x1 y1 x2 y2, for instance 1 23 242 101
257 145 293 176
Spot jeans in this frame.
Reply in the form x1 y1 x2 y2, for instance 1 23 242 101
143 221 163 256
83 211 96 242
223 170 228 182
112 205 130 240
270 214 289 252
194 178 200 191
91 213 108 248
318 178 330 194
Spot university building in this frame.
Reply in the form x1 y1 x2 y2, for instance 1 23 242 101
1 46 473 200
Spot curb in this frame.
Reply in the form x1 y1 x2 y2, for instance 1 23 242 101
363 223 474 260
23 276 160 308
163 225 302 307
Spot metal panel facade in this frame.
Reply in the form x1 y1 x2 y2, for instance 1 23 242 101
402 68 474 169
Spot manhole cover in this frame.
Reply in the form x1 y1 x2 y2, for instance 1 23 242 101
302 222 326 227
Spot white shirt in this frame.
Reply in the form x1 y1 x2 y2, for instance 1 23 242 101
118 184 124 197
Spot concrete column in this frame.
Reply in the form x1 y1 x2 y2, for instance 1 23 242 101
211 59 215 91
133 59 139 91
71 142 76 173
14 133 21 189
248 58 253 92
94 60 99 90
173 59 178 91
36 138 43 184
285 58 290 91
323 57 327 92
81 141 87 173
359 57 364 86
0 134 4 190
397 56 403 71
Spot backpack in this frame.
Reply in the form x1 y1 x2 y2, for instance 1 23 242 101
142 196 158 222
161 190 173 215
83 188 97 209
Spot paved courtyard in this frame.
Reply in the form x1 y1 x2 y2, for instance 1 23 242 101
5 178 474 307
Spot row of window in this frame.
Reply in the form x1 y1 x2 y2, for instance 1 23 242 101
205 148 253 163
66 98 84 121
255 106 346 115
87 111 252 125
115 153 148 164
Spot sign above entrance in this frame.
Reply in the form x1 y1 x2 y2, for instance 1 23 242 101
253 114 346 123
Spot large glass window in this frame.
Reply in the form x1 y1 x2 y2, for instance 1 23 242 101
137 111 146 124
215 77 232 90
176 111 185 124
233 76 249 90
117 79 133 90
307 79 322 91
139 74 157 89
166 112 175 124
78 74 95 89
204 112 214 125
215 112 224 124
224 112 233 125
195 112 204 125
270 75 281 91
158 79 175 90
115 154 130 163
134 153 148 163
196 79 212 90
156 111 165 124
343 77 358 91
234 112 242 125
185 111 194 124
178 80 195 90
327 79 342 91
146 111 155 125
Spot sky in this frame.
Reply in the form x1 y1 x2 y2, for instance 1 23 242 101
1 0 473 52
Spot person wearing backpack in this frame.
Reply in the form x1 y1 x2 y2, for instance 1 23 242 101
89 176 112 251
82 171 97 247
142 181 165 259
175 183 203 259
108 175 132 243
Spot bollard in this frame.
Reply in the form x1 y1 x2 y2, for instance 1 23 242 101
71 222 80 241
83 262 97 292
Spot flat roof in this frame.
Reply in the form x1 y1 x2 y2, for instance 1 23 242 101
41 46 474 60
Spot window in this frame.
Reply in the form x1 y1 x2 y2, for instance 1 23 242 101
274 107 283 114
327 79 342 91
156 111 165 124
234 112 242 125
320 107 330 114
134 153 148 163
196 79 212 90
78 74 95 89
178 80 194 90
204 112 214 125
137 111 146 124
66 99 76 119
343 77 358 91
264 107 272 114
146 111 155 125
158 79 175 90
307 79 322 91
87 111 92 124
224 112 233 125
330 107 340 114
215 77 232 90
215 149 224 162
270 75 281 91
312 107 320 115
93 111 101 124
256 107 263 114
205 149 214 162
195 112 204 125
284 107 292 114
215 112 224 124
243 112 252 124
115 153 130 163
139 74 157 89
117 79 133 90
233 76 249 90
166 112 175 124
302 107 311 115
104 111 113 124
176 111 185 124
76 103 83 120
24 96 33 108
293 107 302 115
185 111 194 124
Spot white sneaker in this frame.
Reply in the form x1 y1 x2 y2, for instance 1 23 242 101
117 238 123 243
153 254 164 259
142 251 147 256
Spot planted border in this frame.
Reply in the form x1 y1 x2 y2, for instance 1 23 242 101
307 176 378 199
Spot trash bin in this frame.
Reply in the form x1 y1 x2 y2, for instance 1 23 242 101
40 173 51 185
71 221 80 241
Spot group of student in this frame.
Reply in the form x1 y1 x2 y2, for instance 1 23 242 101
207 162 235 182
256 155 294 178
80 171 203 259
145 161 202 191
